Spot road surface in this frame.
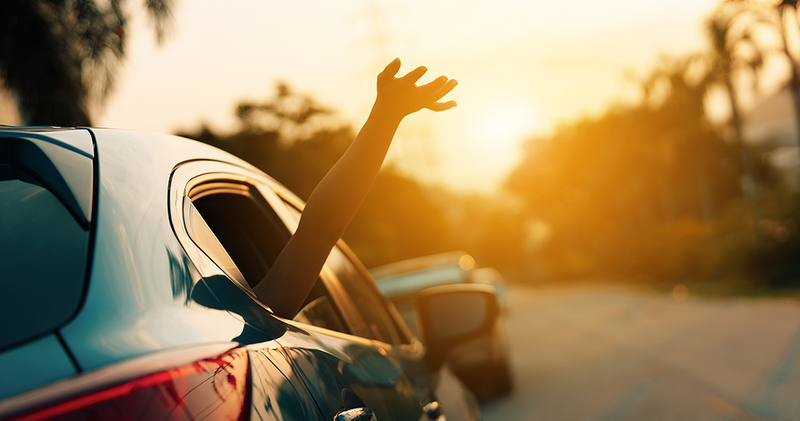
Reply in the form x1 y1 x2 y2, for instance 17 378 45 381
479 283 800 421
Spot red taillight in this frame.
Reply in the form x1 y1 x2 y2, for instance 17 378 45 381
11 347 249 421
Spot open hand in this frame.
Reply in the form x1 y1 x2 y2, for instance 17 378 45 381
374 58 458 121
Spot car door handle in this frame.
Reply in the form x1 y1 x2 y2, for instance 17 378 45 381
334 406 377 421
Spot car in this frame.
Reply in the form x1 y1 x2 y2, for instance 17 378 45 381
0 127 498 421
370 252 513 401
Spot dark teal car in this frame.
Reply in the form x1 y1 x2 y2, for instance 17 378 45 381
0 127 498 421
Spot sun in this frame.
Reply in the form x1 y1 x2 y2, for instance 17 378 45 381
477 99 541 148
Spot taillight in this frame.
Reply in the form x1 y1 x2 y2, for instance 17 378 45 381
10 347 249 421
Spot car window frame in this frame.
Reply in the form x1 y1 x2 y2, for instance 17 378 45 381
168 160 369 338
271 188 416 346
335 240 417 345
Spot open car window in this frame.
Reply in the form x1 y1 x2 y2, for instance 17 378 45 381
172 165 352 335
189 182 285 288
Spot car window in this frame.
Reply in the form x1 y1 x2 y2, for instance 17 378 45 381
185 179 349 334
0 142 90 351
191 185 285 286
277 200 404 345
325 246 404 345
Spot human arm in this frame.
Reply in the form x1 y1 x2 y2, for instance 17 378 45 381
254 58 458 318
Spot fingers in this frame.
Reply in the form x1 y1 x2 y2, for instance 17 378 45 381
426 100 458 112
421 76 456 98
421 75 449 93
421 78 458 112
378 58 401 84
434 78 458 100
402 66 428 84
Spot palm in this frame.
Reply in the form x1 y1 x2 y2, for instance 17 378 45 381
0 0 174 126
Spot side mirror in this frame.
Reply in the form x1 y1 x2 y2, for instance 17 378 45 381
415 284 499 367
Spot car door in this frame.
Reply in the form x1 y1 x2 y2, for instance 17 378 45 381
271 196 431 420
272 191 480 421
169 160 445 420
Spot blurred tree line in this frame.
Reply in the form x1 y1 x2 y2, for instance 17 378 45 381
505 59 796 287
6 0 800 289
507 0 800 289
175 83 522 270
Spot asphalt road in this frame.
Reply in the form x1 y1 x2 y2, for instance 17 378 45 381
479 283 800 421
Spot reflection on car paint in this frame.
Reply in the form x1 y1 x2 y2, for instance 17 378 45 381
167 247 195 305
61 240 250 372
198 274 288 341
248 347 323 421
14 346 250 420
277 326 424 421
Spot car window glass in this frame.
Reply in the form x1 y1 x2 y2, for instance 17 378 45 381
325 246 403 345
293 284 347 333
0 162 89 351
184 201 249 292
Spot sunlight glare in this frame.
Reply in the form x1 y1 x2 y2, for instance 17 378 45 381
478 99 541 147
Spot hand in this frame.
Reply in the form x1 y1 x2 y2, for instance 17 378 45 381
374 58 458 121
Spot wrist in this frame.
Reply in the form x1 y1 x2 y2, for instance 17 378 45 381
371 98 406 126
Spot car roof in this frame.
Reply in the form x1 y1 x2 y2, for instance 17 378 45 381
370 251 471 279
370 251 474 297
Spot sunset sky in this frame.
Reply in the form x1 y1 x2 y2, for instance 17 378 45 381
99 0 723 192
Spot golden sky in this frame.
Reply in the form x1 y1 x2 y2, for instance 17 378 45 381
100 0 722 193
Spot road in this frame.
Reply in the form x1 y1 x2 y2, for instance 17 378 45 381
479 283 800 421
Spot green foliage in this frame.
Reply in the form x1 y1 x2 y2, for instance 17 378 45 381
344 167 454 268
177 84 352 200
0 0 173 126
504 55 800 287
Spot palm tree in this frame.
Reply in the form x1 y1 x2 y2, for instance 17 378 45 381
0 0 173 126
721 0 800 146
776 0 800 148
641 56 718 220
705 2 771 219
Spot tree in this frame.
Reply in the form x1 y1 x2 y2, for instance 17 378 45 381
0 0 174 126
776 0 800 148
641 56 721 220
721 0 800 148
705 1 773 219
504 57 745 281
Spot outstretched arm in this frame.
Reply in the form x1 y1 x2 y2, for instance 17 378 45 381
254 58 458 318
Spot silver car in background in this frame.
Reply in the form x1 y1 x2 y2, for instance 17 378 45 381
371 251 513 401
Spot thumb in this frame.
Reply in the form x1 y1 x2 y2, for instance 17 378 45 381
378 58 401 84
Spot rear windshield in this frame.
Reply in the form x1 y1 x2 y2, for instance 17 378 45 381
0 139 90 351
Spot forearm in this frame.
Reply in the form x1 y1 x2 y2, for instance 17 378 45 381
255 104 401 317
301 104 401 245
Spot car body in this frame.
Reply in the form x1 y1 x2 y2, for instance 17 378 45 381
0 127 497 421
371 252 513 401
